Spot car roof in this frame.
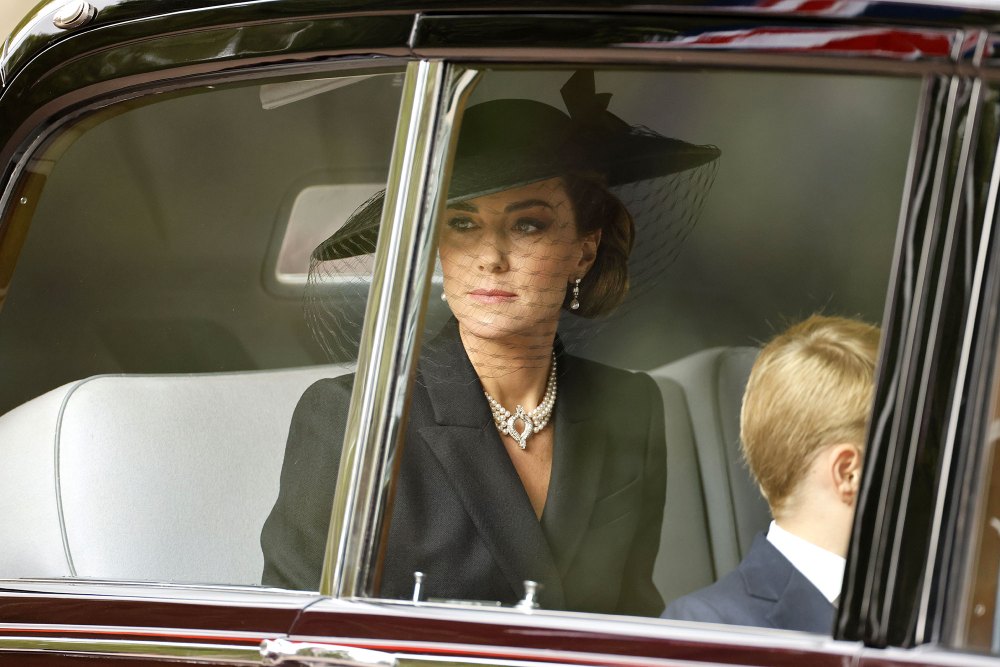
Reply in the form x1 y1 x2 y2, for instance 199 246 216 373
2 0 999 87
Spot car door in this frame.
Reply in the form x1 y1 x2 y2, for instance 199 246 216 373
274 12 981 666
0 2 995 666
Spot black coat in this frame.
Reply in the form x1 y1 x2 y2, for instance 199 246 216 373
662 532 835 633
261 322 667 616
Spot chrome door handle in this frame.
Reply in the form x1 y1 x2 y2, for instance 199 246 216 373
261 638 396 666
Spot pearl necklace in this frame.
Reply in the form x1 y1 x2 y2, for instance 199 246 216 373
484 353 557 450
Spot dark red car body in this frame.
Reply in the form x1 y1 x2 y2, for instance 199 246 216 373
3 1 1000 665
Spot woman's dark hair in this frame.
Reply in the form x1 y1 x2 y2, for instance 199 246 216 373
561 173 635 318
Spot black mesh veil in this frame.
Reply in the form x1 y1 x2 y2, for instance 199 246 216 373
303 71 720 384
304 190 384 364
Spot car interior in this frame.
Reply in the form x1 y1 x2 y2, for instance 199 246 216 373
0 66 919 612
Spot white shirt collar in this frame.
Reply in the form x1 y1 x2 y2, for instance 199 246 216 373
765 520 845 603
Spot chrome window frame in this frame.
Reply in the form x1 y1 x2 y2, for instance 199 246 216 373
322 60 481 598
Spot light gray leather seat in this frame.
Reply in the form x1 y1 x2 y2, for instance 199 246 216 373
650 346 770 604
0 348 765 602
0 365 351 585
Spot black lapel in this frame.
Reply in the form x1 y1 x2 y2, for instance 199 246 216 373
416 321 565 608
540 351 607 575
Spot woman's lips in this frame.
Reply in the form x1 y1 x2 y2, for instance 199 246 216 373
468 289 517 304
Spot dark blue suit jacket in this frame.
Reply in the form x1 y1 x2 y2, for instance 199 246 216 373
662 532 834 633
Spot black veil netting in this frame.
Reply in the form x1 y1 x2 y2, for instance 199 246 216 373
304 71 720 383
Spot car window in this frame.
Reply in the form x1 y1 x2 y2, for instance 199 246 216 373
0 59 921 625
290 65 921 623
0 67 404 587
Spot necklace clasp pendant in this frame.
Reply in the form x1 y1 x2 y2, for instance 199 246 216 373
507 405 533 450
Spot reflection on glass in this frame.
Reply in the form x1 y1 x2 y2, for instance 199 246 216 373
0 69 404 586
264 70 718 614
263 66 916 623
0 62 918 619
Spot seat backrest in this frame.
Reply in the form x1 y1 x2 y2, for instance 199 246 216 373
2 350 764 598
0 364 351 585
650 346 770 601
651 375 716 603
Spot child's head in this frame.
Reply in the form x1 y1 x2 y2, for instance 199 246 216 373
741 315 881 518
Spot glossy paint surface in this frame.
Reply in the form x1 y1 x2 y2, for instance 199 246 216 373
288 601 857 666
412 14 958 60
0 584 306 663
0 583 315 636
0 1 998 666
0 11 413 174
0 590 857 666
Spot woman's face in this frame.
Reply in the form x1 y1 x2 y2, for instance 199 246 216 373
439 177 599 342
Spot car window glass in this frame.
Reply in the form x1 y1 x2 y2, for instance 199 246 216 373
291 66 921 623
0 68 404 588
0 60 922 623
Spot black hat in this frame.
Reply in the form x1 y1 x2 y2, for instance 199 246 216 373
315 70 720 261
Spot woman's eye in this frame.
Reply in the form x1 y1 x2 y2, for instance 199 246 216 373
447 216 477 231
513 217 547 234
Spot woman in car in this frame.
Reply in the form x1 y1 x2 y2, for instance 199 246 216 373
260 71 719 616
